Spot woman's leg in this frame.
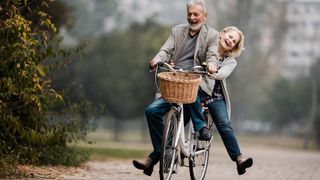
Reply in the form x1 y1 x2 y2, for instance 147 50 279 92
207 99 241 161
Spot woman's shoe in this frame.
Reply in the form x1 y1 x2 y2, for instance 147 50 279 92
236 155 253 175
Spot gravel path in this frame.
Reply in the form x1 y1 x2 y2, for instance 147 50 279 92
56 144 320 180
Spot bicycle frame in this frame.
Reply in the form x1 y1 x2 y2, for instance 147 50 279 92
174 103 213 164
172 103 194 158
157 62 213 180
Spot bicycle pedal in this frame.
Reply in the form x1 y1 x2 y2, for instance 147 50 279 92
172 170 178 174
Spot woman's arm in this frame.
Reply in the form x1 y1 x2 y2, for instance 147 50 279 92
211 58 237 80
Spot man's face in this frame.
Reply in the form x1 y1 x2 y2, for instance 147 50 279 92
187 5 207 32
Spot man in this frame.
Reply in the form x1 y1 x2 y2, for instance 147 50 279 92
133 0 219 176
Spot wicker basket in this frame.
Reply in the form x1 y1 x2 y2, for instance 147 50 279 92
157 72 201 104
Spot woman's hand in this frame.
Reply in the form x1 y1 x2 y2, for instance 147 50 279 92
207 64 218 74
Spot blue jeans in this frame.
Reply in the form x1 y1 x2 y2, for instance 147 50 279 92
198 89 241 161
145 91 206 162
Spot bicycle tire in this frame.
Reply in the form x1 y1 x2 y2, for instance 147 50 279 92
188 114 213 180
188 141 210 180
160 108 179 180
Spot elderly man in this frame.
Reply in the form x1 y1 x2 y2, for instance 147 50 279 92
133 0 219 176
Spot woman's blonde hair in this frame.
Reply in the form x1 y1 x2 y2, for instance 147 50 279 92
221 26 244 57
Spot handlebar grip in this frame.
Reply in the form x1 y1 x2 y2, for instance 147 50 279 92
201 62 207 68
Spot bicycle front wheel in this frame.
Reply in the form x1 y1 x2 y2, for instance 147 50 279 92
189 138 210 180
160 108 179 180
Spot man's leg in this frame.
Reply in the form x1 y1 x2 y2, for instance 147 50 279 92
133 98 170 176
145 98 170 163
185 93 206 131
185 88 211 140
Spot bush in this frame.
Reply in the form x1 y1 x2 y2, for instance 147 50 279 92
0 0 99 172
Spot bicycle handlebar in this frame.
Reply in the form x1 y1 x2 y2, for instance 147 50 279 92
151 61 218 93
156 62 217 75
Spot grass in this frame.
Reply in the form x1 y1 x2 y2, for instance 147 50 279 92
77 147 150 161
73 129 319 161
72 129 152 160
234 133 318 150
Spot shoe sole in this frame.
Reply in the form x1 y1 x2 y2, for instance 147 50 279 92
143 167 153 176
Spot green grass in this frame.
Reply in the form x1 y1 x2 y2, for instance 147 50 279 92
76 147 149 160
72 130 152 160
73 130 319 161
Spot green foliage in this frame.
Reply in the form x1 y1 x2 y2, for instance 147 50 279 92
57 19 170 119
0 0 97 171
259 58 320 137
38 145 89 166
314 111 320 148
259 78 308 129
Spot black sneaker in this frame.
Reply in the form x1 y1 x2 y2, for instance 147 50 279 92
198 127 212 141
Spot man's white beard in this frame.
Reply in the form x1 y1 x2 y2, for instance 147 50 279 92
189 22 203 32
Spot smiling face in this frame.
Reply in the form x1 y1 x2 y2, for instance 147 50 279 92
187 5 207 32
220 29 241 51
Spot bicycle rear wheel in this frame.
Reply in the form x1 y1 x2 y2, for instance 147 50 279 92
160 108 179 180
189 139 210 180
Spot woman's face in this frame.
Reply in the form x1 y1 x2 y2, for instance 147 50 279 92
220 29 240 51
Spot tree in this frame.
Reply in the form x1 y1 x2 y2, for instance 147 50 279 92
259 58 320 138
309 58 320 149
0 1 96 175
64 19 170 120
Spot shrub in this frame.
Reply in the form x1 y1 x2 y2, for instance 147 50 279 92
0 0 99 172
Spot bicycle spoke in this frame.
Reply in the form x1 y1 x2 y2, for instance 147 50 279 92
160 108 179 180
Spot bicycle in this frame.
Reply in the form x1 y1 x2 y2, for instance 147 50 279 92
154 62 215 180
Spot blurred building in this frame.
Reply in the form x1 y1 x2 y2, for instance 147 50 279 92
279 0 320 78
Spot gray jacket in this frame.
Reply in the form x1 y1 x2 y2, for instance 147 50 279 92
153 24 219 93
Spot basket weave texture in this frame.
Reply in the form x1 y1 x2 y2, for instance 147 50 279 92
157 72 201 104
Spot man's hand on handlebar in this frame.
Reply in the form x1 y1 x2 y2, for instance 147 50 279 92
149 59 158 70
150 59 175 70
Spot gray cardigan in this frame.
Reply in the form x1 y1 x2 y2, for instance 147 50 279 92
211 57 237 119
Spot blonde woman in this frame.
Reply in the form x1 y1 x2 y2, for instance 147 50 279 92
199 26 253 175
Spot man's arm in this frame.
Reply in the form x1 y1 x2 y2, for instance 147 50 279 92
150 27 176 69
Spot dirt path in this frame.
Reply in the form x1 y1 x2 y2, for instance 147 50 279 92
14 143 320 180
48 144 320 180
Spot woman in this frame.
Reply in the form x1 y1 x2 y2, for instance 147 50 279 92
199 26 253 175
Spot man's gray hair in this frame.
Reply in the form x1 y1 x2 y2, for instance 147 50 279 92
187 0 207 13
